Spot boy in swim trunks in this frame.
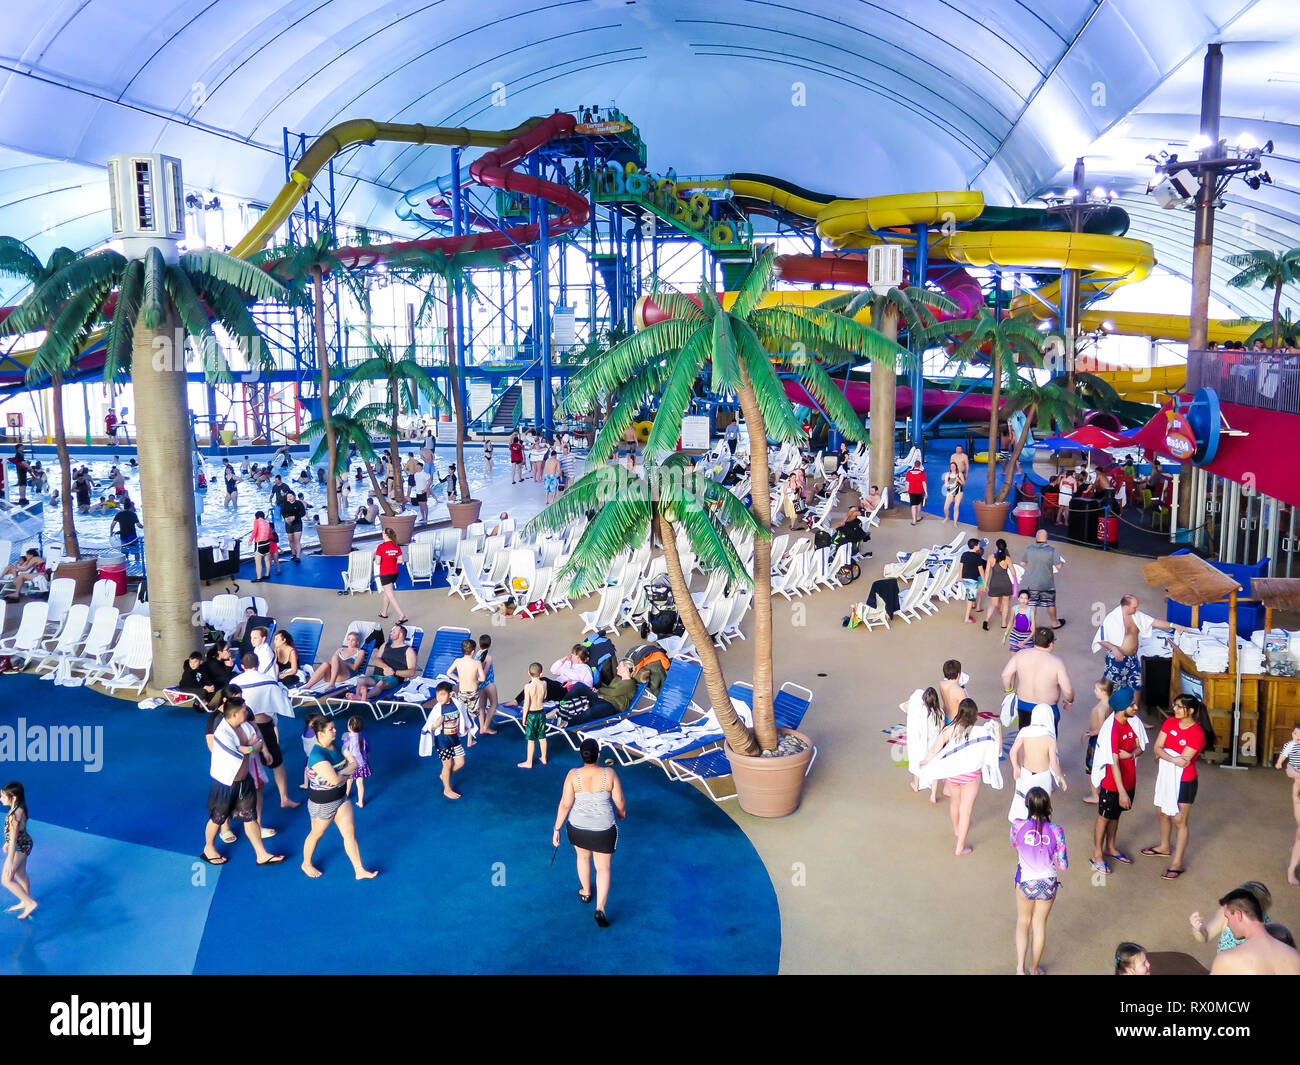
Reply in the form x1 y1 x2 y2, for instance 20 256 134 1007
517 662 549 769
447 640 485 747
939 659 967 725
423 682 466 799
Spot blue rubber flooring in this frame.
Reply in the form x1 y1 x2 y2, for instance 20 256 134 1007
0 675 779 974
225 551 449 593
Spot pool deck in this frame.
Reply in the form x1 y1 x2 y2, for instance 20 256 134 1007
4 459 1296 974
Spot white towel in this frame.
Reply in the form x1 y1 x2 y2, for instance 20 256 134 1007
1092 606 1156 655
1008 768 1055 822
904 689 942 773
999 690 1016 728
1090 712 1150 789
918 721 1004 790
1154 750 1182 815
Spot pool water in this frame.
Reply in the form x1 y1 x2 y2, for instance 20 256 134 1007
25 446 494 557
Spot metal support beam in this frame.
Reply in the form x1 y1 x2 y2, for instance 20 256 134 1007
911 224 927 454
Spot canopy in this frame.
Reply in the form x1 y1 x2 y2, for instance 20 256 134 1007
1142 554 1242 608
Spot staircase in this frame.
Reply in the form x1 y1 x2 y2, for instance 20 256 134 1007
489 384 522 432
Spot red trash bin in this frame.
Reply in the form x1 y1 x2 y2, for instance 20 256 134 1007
97 552 127 597
1098 515 1119 546
1014 503 1040 537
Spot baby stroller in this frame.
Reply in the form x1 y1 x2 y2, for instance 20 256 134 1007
639 576 684 639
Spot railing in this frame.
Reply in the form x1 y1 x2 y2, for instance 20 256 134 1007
1187 348 1300 415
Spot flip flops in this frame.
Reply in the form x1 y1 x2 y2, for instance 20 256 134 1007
1139 847 1171 857
199 853 228 865
1107 851 1134 865
1089 859 1111 874
256 854 286 866
1162 868 1186 879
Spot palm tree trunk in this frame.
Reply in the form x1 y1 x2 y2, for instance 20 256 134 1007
1272 280 1283 350
132 307 202 687
366 462 393 516
985 345 1002 504
658 515 758 755
314 268 340 526
389 378 405 505
995 403 1037 505
870 304 899 499
735 359 778 753
50 369 79 559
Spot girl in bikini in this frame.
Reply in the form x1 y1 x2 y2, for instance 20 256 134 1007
1 782 36 919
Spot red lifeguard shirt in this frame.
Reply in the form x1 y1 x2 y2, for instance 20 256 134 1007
376 541 402 577
905 468 926 495
1107 716 1138 793
1158 718 1205 782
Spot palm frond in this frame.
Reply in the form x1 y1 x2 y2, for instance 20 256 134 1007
25 285 107 383
556 499 651 596
525 466 625 537
642 334 710 461
790 356 868 441
182 250 288 302
728 244 777 321
0 238 45 285
670 492 752 588
732 320 808 442
103 259 143 379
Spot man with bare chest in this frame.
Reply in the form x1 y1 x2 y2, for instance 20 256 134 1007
1001 627 1075 731
1092 594 1188 695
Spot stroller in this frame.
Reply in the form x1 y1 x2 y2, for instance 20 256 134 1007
639 576 685 639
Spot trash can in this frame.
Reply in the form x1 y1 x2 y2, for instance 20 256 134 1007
1098 514 1119 546
98 552 127 597
1014 502 1040 537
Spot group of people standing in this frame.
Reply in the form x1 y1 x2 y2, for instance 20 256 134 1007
508 430 577 502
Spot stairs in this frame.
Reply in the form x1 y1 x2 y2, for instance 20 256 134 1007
489 384 522 432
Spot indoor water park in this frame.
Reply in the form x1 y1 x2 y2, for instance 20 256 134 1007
1 0 1299 997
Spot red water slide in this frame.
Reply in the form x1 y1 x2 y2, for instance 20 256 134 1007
331 113 590 270
772 254 984 318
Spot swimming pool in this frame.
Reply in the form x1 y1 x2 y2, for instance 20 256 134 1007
21 445 495 558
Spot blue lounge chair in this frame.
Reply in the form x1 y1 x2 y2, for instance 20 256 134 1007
285 617 324 673
373 632 463 722
578 660 705 767
327 627 425 718
291 620 385 715
666 681 816 802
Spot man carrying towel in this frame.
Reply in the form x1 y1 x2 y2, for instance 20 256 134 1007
1001 626 1075 731
1092 594 1189 696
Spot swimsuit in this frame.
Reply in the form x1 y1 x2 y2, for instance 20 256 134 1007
4 812 31 856
433 704 466 762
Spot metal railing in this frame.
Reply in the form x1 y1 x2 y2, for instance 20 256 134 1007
1187 348 1300 414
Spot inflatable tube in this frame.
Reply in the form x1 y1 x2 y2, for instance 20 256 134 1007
973 452 990 464
689 192 710 215
633 420 653 444
711 222 735 245
626 172 649 196
624 161 639 178
672 200 689 223
687 209 708 232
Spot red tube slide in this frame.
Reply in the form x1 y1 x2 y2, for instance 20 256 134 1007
332 113 589 270
773 254 983 318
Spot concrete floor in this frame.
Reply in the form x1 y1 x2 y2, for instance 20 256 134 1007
12 463 1298 974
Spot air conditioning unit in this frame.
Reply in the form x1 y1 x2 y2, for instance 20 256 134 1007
106 153 185 255
868 244 904 291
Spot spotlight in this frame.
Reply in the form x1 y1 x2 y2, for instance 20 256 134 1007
206 196 221 210
1107 190 1120 200
1189 134 1211 152
1246 175 1260 190
1065 187 1079 199
1092 186 1106 199
185 193 204 209
1264 140 1274 154
1237 131 1258 150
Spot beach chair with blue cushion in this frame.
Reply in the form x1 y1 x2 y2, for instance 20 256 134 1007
326 627 424 718
291 620 383 714
578 659 703 766
665 681 816 802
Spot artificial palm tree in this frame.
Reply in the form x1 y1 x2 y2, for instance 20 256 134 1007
1225 309 1299 350
0 238 84 558
253 230 347 525
994 375 1085 504
561 245 903 753
819 286 959 495
299 383 389 506
348 332 448 512
527 452 764 753
948 313 1054 505
4 244 285 675
1225 248 1300 350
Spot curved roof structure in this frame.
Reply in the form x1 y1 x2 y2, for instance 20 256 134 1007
1 0 1297 316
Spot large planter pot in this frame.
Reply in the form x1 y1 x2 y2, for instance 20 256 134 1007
380 511 417 545
316 522 357 556
448 499 482 530
54 557 99 597
972 500 1012 533
725 728 816 818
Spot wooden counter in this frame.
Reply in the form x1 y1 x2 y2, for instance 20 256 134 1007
1169 646 1260 763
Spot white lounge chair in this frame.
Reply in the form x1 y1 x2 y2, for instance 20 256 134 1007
204 593 242 639
85 614 152 694
895 579 931 624
0 601 49 664
90 578 118 613
42 577 76 635
31 603 91 673
851 598 891 630
341 550 375 595
407 541 435 587
63 607 121 678
883 549 926 583
580 587 622 634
